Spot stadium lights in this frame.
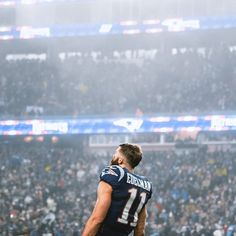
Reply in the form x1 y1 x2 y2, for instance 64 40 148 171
120 21 138 26
36 136 44 142
123 29 140 35
145 28 163 34
0 35 14 40
0 1 15 6
0 27 12 32
51 136 59 144
24 136 33 143
0 0 88 7
143 19 161 25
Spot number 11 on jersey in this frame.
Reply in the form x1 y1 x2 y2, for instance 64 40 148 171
118 188 147 227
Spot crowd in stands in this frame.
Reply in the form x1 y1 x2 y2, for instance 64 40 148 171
0 45 235 117
1 37 236 236
1 144 236 236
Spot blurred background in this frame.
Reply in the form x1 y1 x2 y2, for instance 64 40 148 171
1 0 236 235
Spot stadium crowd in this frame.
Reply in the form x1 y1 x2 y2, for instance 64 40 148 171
1 144 236 236
0 36 235 236
0 45 235 117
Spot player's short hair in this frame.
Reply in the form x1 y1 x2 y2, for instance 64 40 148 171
119 143 142 169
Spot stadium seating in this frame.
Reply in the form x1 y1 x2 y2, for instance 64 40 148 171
0 146 235 235
1 45 235 117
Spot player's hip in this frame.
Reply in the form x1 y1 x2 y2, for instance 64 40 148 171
96 223 132 236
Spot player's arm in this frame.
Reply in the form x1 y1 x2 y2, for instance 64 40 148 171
82 181 112 236
133 205 147 236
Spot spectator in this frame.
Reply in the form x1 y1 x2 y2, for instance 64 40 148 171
0 46 235 117
1 144 236 235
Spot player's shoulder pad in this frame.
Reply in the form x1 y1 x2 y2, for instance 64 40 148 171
100 165 125 186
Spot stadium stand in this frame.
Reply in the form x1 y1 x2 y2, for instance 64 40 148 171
0 146 236 235
1 2 236 235
0 44 236 117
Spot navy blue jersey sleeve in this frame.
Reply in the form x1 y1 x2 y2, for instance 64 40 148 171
100 165 125 189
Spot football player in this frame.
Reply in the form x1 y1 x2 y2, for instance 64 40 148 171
82 143 152 236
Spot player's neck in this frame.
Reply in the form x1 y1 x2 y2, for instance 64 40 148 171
120 164 134 173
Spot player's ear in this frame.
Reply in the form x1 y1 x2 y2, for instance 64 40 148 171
118 157 124 165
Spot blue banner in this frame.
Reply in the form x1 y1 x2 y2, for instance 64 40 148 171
0 16 236 40
0 115 236 136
